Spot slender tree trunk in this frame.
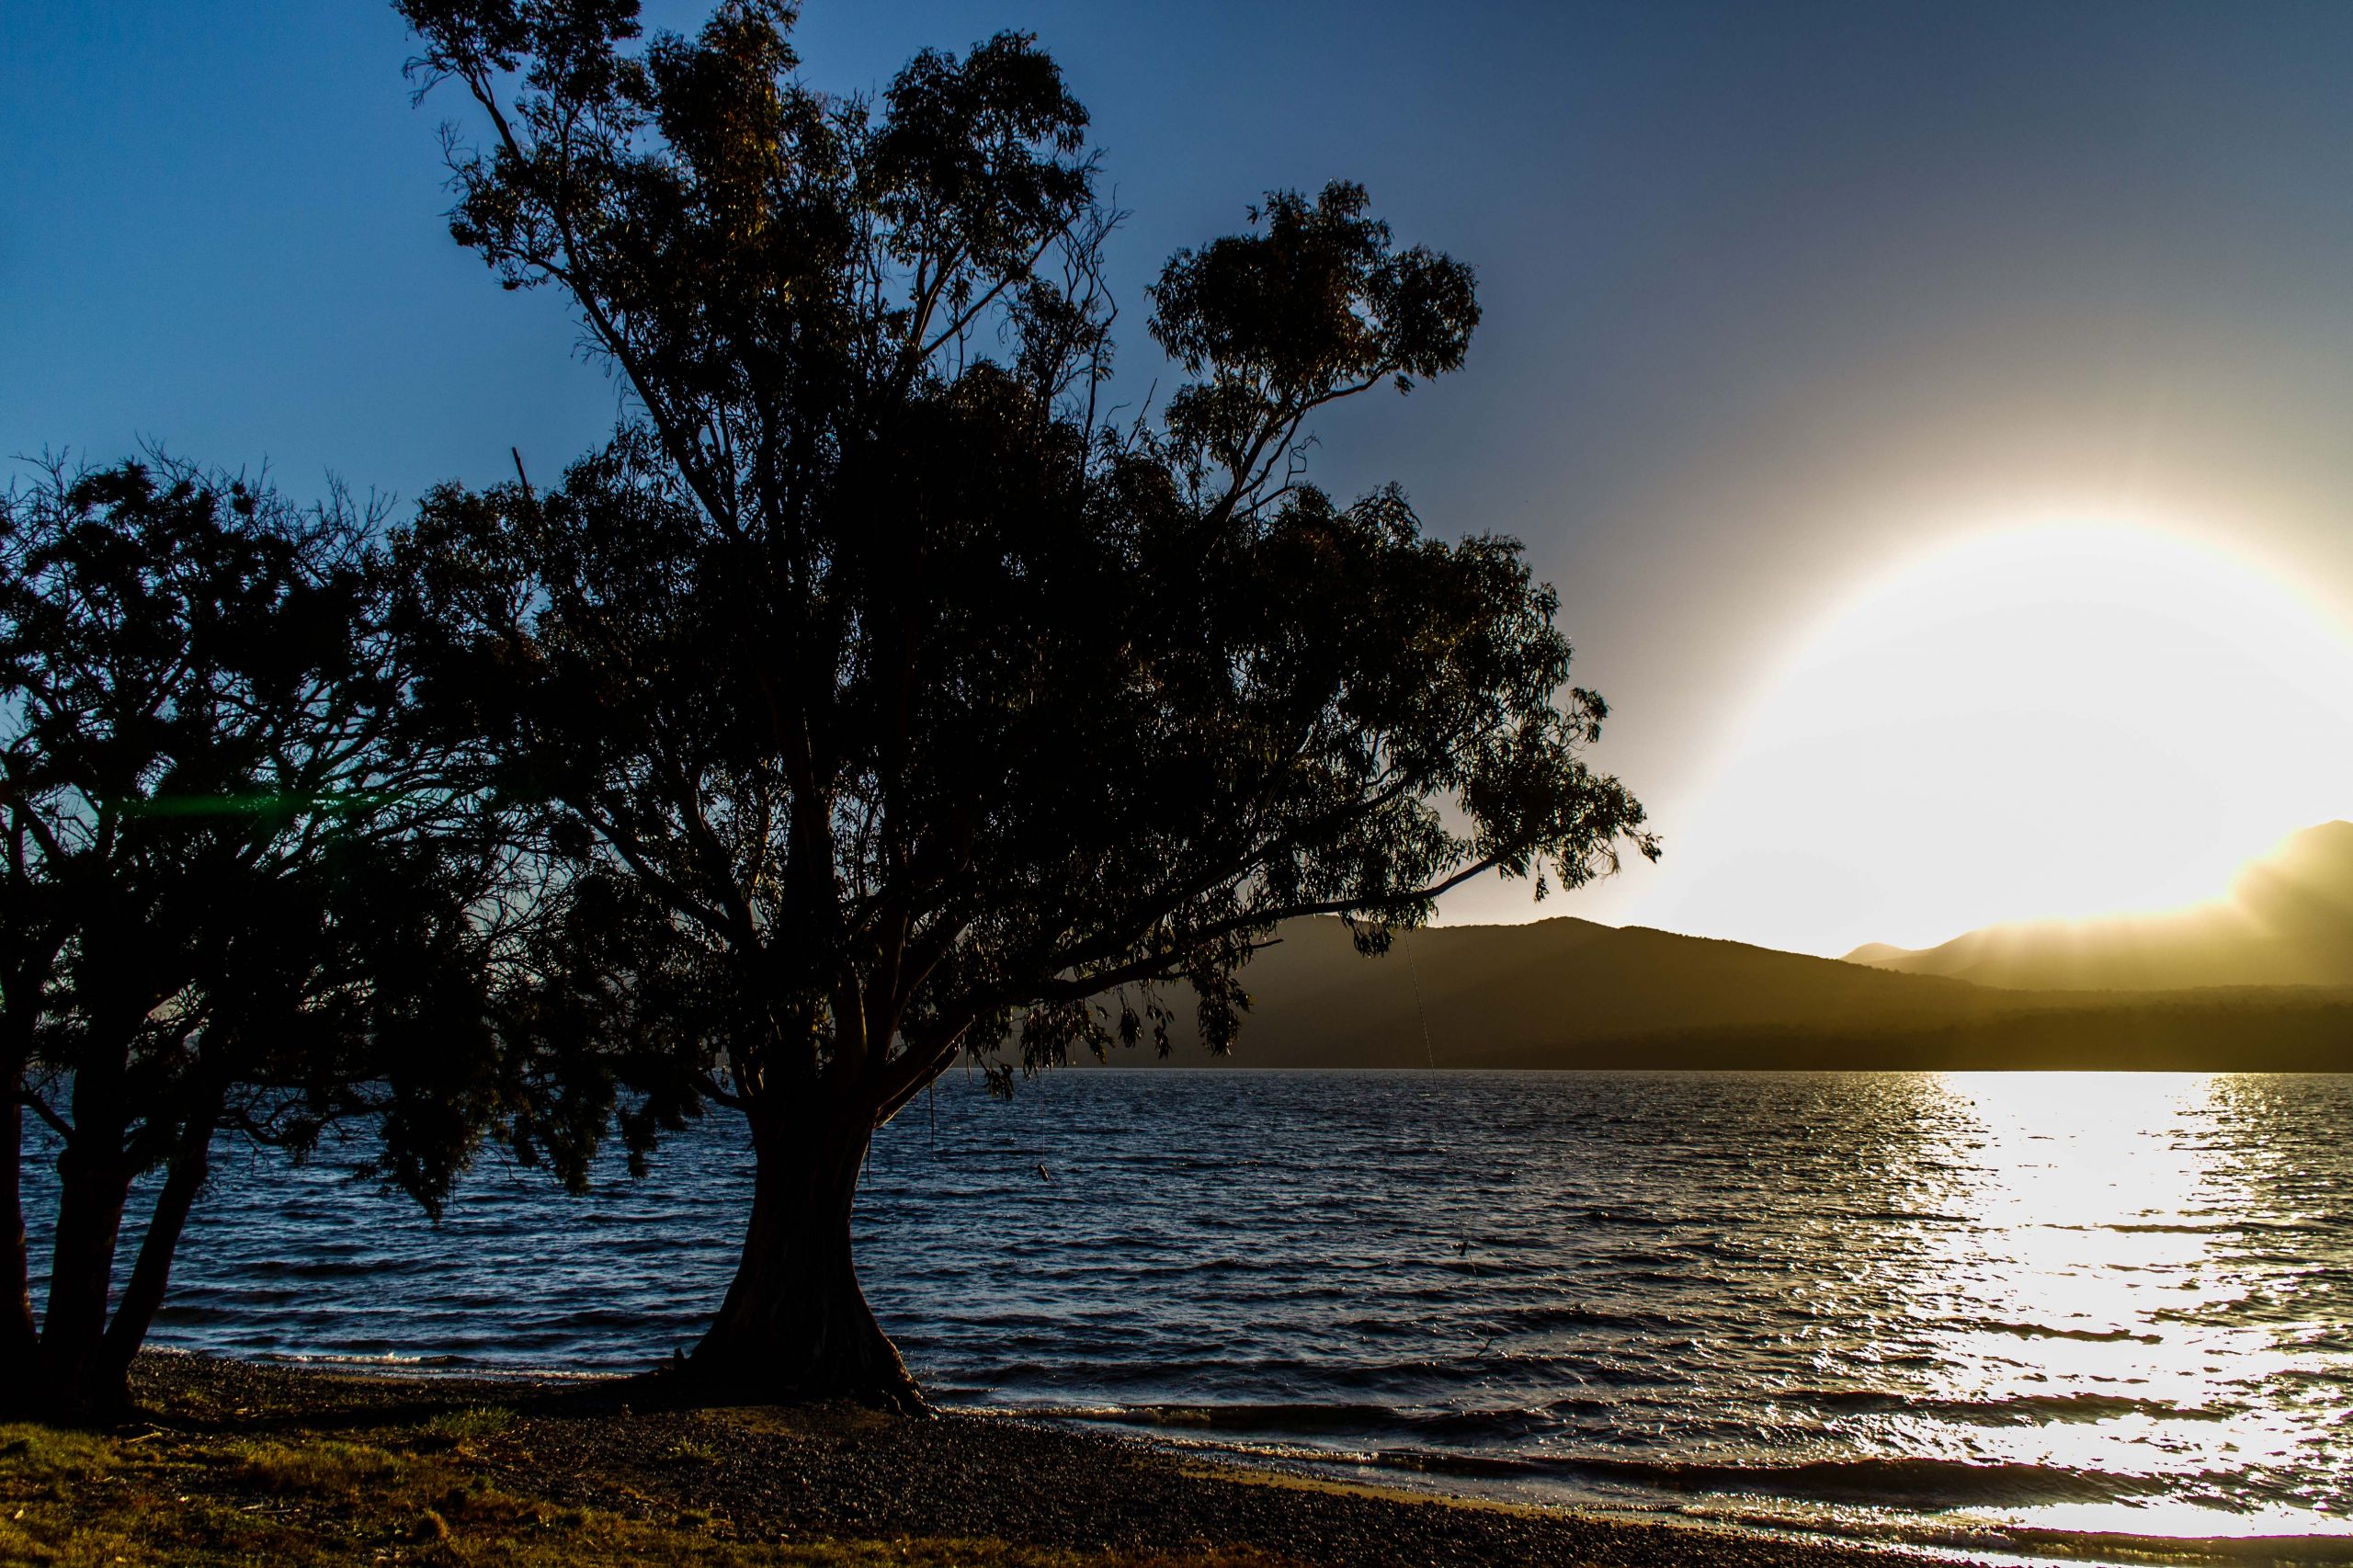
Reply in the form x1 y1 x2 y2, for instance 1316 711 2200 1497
1 1083 35 1389
39 1136 133 1419
97 1119 214 1399
687 1104 920 1410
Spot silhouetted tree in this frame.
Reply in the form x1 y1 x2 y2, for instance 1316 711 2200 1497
0 458 505 1418
398 0 1656 1407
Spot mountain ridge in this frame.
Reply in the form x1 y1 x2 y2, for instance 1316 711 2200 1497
1081 900 2353 1072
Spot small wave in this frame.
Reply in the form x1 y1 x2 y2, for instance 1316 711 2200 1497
1106 1402 1404 1435
1982 1320 2162 1345
1531 1453 2183 1509
1109 1422 2201 1513
1699 1502 2353 1568
963 1401 1140 1422
244 1351 612 1381
1128 1400 1577 1445
2000 1525 2353 1564
252 1349 454 1367
1483 1301 1665 1334
1574 1209 1680 1228
1843 1210 1969 1225
1796 1388 2218 1425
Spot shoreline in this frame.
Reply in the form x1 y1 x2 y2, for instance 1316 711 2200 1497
142 1355 2353 1568
0 1350 1988 1568
12 1353 2344 1567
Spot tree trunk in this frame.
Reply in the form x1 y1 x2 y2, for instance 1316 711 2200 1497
6 1105 219 1422
38 1137 133 1420
687 1108 921 1411
1 1087 34 1387
99 1130 211 1383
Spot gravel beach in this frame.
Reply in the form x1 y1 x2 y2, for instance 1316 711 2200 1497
111 1352 1984 1568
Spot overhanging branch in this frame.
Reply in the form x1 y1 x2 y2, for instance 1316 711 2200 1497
15 1090 72 1143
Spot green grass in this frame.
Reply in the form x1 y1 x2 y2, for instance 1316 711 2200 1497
231 1436 406 1496
419 1405 517 1442
0 1417 1295 1568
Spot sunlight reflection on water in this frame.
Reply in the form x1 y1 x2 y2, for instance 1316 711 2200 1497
1892 1074 2350 1543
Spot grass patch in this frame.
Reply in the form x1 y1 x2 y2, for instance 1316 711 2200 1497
0 1426 117 1490
232 1437 406 1496
0 1416 1304 1568
422 1405 517 1443
664 1437 719 1466
410 1404 518 1453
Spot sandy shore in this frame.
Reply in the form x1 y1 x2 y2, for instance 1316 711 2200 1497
52 1352 1986 1568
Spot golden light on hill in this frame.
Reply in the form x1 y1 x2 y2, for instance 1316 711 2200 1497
1640 520 2353 956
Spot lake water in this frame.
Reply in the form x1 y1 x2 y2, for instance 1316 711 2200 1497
22 1071 2353 1563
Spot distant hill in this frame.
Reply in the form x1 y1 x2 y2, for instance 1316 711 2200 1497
1843 821 2353 991
1085 910 2353 1071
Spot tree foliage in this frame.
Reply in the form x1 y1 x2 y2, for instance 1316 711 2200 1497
397 0 1656 1402
0 457 505 1416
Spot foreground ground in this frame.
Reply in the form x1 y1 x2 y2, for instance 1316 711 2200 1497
0 1353 1970 1568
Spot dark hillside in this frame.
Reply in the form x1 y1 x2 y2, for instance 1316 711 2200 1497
1083 915 2353 1070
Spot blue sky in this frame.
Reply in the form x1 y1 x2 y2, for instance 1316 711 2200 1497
9 3 2353 949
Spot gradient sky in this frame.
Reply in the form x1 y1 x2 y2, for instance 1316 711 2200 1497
8 2 2353 955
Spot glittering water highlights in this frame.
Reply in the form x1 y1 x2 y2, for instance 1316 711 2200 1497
24 1071 2353 1562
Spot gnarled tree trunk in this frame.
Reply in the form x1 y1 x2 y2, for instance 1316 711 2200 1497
13 1108 219 1422
687 1105 919 1411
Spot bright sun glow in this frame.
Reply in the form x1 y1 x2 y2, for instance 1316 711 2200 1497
1638 519 2353 956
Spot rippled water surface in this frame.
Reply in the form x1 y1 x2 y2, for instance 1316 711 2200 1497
26 1071 2353 1561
